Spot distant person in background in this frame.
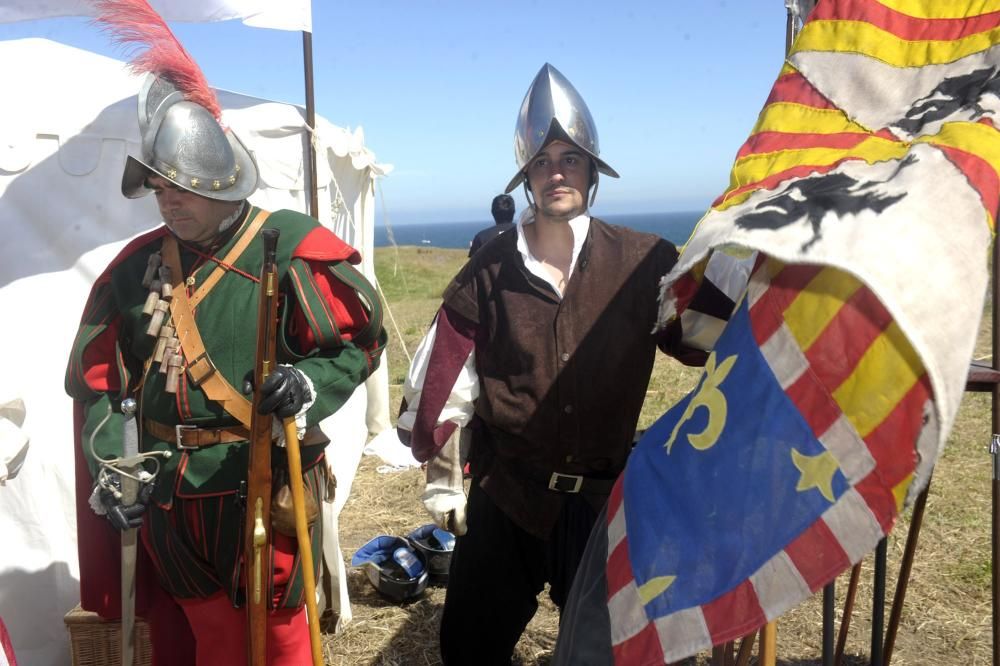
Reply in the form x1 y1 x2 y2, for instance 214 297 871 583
468 194 516 256
398 63 719 664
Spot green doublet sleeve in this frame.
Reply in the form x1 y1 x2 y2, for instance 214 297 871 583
281 255 387 429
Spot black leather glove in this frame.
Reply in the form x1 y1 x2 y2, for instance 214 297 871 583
99 476 155 531
255 366 311 419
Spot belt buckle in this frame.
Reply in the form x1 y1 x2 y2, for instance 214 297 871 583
548 472 583 493
175 424 198 450
186 352 217 387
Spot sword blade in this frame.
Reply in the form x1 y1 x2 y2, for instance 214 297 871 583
119 401 139 666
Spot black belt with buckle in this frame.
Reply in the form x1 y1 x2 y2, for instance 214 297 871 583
524 467 617 495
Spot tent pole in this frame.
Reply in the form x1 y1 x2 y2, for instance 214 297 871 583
302 29 319 220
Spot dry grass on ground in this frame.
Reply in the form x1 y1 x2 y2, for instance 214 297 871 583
322 247 996 665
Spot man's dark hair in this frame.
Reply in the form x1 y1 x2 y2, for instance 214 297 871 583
491 194 516 225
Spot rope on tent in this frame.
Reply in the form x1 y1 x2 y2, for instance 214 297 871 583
375 178 413 366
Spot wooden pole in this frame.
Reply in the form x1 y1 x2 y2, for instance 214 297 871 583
760 622 777 666
302 30 319 220
283 419 324 666
734 632 756 666
834 564 861 666
883 481 932 665
992 233 1000 666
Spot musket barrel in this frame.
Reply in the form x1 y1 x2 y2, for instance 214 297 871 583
245 227 280 666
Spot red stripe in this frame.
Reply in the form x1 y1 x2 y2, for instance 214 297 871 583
606 538 634 600
765 72 836 109
701 579 767 645
612 621 662 665
669 273 702 319
783 519 850 592
803 285 893 395
303 264 340 344
608 475 625 520
852 377 929 531
737 131 874 160
811 0 1000 41
784 372 844 437
937 144 1000 231
289 265 326 346
713 160 849 208
748 264 825 346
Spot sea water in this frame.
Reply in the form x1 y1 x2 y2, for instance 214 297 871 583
375 211 702 249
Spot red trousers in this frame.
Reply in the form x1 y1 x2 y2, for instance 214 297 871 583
143 531 312 665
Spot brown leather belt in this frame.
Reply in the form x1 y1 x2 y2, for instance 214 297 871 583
144 418 250 449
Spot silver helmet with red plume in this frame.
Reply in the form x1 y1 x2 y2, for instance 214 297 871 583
94 0 259 201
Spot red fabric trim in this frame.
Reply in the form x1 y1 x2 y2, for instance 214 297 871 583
811 0 1000 41
784 518 850 592
604 538 632 601
81 321 121 394
410 306 477 462
293 226 361 265
290 260 371 350
289 266 327 347
612 621 662 666
90 227 169 292
701 579 766 645
0 616 17 666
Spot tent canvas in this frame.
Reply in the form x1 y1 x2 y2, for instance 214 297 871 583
0 37 391 665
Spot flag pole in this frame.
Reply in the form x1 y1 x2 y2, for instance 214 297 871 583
302 28 319 220
991 231 1000 666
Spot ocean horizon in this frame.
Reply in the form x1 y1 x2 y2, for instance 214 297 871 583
375 211 703 249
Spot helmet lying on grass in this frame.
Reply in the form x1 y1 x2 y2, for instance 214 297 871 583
406 524 455 585
351 535 429 602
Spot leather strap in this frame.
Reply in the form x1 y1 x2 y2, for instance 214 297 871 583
189 208 270 309
160 211 271 428
144 418 250 448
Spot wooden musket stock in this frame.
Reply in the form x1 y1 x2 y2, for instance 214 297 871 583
245 228 280 666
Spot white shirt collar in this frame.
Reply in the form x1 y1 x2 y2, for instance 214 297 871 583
515 208 591 298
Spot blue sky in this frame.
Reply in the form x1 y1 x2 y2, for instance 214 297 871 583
1 2 790 224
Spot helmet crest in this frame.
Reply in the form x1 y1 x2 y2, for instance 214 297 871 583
93 0 221 121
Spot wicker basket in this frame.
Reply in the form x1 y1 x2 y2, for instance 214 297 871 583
64 605 152 666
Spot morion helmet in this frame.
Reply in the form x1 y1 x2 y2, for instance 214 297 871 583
92 0 259 201
504 63 619 194
121 74 258 201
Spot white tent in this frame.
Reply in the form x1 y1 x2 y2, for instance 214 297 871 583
0 38 392 666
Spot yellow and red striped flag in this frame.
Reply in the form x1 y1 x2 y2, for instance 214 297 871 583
555 1 1000 663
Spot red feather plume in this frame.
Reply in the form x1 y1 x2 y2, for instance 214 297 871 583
92 0 222 120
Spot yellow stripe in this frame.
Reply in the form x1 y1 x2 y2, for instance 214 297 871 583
917 122 1000 232
783 269 863 352
918 121 1000 171
794 19 1000 67
637 575 676 605
752 102 871 136
730 137 908 190
891 472 914 513
876 0 1000 20
833 321 924 438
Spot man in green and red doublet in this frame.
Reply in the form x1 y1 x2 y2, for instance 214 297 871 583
67 202 385 665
